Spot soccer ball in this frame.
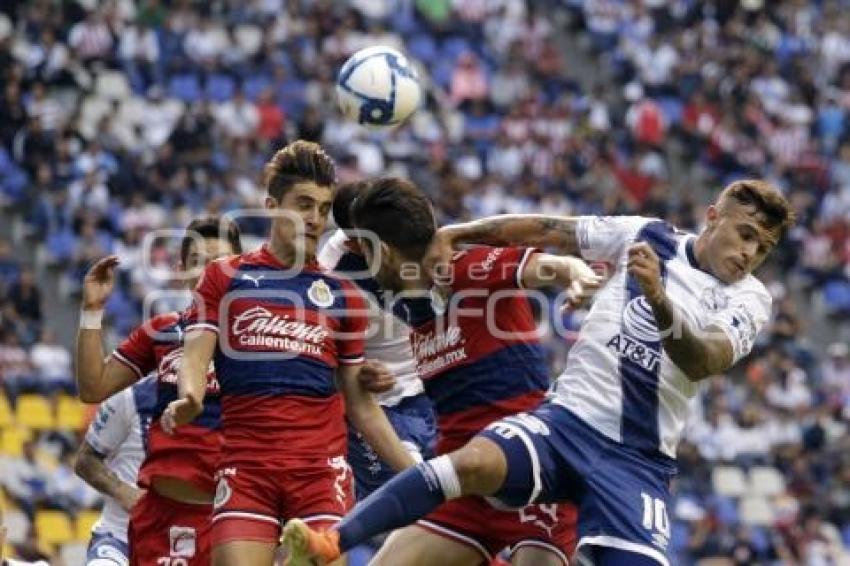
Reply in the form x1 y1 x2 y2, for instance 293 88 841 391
336 46 422 129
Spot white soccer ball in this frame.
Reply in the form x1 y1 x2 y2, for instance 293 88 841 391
336 46 422 129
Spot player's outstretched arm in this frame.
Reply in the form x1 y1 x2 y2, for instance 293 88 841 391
337 364 416 472
423 215 580 276
76 256 138 402
520 253 603 307
163 330 216 432
628 243 735 381
74 442 144 512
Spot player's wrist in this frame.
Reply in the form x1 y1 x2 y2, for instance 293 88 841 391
79 308 105 330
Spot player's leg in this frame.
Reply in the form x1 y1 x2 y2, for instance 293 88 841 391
574 545 662 566
211 464 283 566
283 439 507 565
371 525 486 566
510 544 567 566
212 540 277 566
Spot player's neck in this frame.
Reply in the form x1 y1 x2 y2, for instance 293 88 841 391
691 234 713 276
267 238 314 267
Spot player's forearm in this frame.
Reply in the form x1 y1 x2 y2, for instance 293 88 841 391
177 355 207 410
75 329 109 403
347 400 416 472
444 215 580 254
647 293 731 382
74 445 135 501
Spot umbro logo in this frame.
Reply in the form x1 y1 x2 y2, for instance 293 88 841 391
241 273 265 287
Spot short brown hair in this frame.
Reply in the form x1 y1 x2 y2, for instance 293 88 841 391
180 215 242 264
333 180 371 231
263 140 336 201
718 179 796 237
350 177 436 261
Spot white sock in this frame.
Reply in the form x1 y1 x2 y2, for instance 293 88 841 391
427 455 462 500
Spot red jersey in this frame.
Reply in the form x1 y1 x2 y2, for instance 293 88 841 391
400 246 548 453
111 312 221 493
184 245 367 458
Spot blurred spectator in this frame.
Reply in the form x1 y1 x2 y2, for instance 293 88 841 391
68 10 114 66
3 441 49 519
29 328 74 395
214 88 259 139
6 269 42 328
450 52 488 105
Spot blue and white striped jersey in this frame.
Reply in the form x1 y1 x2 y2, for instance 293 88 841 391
551 216 772 459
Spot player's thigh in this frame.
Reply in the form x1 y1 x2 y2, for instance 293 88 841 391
213 540 277 566
574 544 663 566
370 525 485 566
511 545 567 566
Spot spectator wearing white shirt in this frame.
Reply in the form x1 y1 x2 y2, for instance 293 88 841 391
214 88 259 139
119 21 160 93
68 10 114 65
29 328 74 395
184 17 226 67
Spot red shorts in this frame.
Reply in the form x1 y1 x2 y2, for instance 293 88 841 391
128 489 213 565
211 455 353 545
418 496 577 564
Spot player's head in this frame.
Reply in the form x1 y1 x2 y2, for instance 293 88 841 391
263 140 336 261
350 177 436 291
700 180 795 283
333 179 371 232
180 215 242 287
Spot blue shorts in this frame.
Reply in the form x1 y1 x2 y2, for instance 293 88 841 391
478 402 677 566
86 531 129 565
348 393 436 500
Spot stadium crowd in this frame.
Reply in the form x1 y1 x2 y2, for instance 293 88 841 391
0 0 848 563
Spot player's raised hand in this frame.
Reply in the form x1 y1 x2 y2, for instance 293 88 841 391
161 397 202 435
627 243 664 304
422 227 456 286
82 255 120 310
359 359 396 394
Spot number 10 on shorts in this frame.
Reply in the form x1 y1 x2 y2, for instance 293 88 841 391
640 492 670 543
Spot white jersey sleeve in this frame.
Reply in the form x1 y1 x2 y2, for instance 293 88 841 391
576 216 653 263
704 280 772 364
84 388 133 457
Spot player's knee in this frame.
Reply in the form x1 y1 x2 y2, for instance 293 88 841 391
449 438 507 496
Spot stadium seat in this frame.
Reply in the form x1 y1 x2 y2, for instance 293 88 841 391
739 496 775 526
95 71 132 100
0 426 31 457
243 74 272 101
57 396 86 431
0 391 12 428
711 466 748 498
15 395 55 431
60 542 89 565
75 510 100 541
168 73 202 103
205 73 236 103
748 466 786 497
3 508 30 545
34 510 74 546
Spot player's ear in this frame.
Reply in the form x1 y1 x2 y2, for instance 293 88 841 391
264 195 278 210
705 204 719 228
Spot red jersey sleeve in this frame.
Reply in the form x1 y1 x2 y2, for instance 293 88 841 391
336 279 367 366
450 246 538 292
111 324 156 381
185 258 230 334
110 313 178 380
